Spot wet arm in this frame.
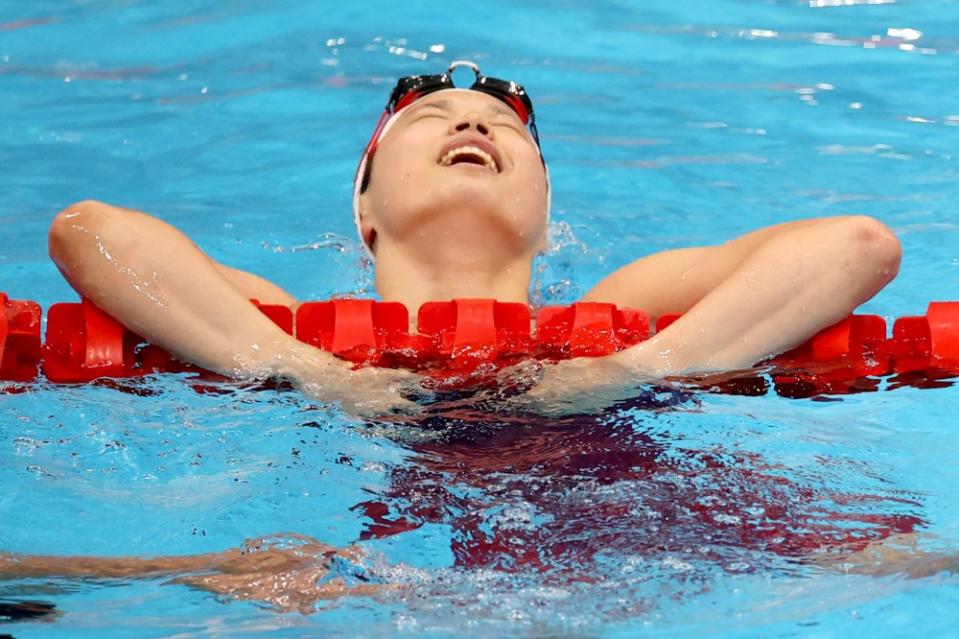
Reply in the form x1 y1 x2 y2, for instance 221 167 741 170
0 549 227 580
812 534 959 579
586 218 823 319
1 538 383 612
589 216 901 374
0 533 349 581
48 200 326 379
215 262 297 307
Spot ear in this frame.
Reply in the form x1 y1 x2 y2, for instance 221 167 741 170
356 193 378 254
535 222 548 254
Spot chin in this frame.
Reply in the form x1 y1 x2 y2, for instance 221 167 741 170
424 179 504 211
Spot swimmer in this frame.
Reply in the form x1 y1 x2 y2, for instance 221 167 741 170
0 535 382 614
2 533 957 613
47 61 902 415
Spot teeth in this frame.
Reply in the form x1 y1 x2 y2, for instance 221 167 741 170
439 145 499 172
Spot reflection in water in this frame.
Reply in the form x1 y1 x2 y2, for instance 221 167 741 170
352 390 923 581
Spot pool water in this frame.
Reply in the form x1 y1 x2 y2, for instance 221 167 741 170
2 0 959 636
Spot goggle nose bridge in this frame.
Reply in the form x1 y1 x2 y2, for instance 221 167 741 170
447 60 482 83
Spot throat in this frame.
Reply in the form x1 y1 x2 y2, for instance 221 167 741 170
373 243 533 314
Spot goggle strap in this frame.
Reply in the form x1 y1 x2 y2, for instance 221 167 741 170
356 109 392 182
393 89 425 113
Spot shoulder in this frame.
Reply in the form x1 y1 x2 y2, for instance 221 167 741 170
582 245 719 314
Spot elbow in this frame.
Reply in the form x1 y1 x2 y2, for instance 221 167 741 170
842 215 902 286
48 200 115 271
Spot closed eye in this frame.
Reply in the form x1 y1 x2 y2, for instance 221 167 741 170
414 111 447 120
408 103 450 120
492 115 526 135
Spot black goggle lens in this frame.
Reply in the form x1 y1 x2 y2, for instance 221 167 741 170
388 74 451 111
385 70 538 146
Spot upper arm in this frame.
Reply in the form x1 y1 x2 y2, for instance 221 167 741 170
51 200 299 309
582 218 823 317
582 246 728 319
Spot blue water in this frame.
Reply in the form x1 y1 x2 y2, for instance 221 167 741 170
2 0 959 636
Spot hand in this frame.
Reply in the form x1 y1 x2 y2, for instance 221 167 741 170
813 533 959 579
506 354 643 416
1 534 392 614
169 534 387 613
300 361 427 418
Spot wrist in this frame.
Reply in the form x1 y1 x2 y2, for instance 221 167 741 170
267 338 340 383
235 331 337 382
614 338 681 380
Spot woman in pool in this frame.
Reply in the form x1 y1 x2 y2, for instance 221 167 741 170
46 61 902 415
6 61 953 616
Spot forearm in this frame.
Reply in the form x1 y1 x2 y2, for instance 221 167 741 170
48 200 317 377
584 218 824 317
620 216 901 375
810 534 959 579
215 262 297 307
0 550 229 579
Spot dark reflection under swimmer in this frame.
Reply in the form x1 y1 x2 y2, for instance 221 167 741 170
352 394 923 574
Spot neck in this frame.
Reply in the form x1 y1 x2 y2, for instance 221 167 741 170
372 240 534 315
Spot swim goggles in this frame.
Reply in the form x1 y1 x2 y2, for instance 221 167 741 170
358 60 541 171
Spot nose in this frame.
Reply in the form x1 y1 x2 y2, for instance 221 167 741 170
450 111 492 138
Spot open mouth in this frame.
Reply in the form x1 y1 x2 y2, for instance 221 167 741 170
438 145 500 173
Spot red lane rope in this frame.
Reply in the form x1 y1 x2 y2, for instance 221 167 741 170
2 293 958 393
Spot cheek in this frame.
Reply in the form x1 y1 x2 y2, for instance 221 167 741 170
510 154 549 208
517 160 550 237
365 143 435 230
380 138 435 186
506 138 545 183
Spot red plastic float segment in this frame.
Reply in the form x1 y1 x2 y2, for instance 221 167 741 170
824 315 888 374
44 300 132 382
535 302 649 359
811 318 854 362
858 315 890 373
891 302 959 373
134 343 194 375
769 314 889 398
809 315 886 367
928 302 959 369
295 299 408 365
419 299 531 366
890 315 930 373
0 296 7 369
0 293 42 381
760 314 887 373
654 311 892 397
82 299 126 370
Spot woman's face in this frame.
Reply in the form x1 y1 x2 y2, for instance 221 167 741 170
358 89 548 259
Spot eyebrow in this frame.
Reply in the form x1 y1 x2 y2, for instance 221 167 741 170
413 97 515 119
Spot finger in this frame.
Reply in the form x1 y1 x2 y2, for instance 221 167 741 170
345 396 422 419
